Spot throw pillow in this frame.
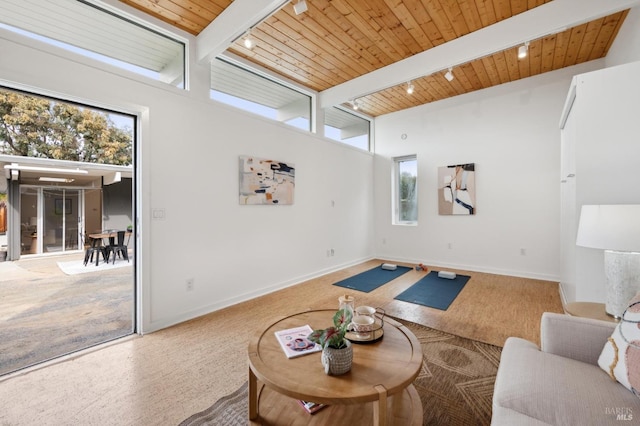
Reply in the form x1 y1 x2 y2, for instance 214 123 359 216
598 294 640 397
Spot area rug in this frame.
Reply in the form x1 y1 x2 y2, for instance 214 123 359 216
394 271 470 310
333 264 412 293
57 259 132 275
180 320 501 426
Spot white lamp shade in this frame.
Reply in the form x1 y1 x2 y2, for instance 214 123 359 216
576 205 640 252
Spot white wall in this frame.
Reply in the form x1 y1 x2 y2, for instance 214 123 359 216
0 28 374 333
373 61 603 281
606 6 640 66
566 61 640 303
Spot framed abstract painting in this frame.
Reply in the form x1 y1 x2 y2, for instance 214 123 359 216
438 163 476 215
239 156 295 205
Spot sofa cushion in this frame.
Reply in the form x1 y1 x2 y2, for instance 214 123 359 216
598 297 640 397
494 337 640 425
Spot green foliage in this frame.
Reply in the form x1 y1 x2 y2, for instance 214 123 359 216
400 171 416 200
307 308 353 349
0 90 132 165
400 171 417 221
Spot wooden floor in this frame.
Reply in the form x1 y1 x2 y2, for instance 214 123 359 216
0 259 563 425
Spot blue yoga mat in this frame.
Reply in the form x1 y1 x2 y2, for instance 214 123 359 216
333 264 412 293
394 271 470 310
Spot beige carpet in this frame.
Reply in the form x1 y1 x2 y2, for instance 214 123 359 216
181 319 501 426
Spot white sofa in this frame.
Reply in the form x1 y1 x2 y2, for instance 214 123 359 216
492 312 640 425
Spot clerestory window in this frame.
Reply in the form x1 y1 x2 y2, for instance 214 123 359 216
210 57 311 131
0 0 186 88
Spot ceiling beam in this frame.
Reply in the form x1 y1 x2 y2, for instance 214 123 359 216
196 0 289 64
319 0 640 109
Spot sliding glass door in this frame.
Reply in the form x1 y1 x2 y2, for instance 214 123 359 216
20 188 83 255
43 189 81 253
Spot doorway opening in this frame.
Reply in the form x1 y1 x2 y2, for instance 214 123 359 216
0 86 136 376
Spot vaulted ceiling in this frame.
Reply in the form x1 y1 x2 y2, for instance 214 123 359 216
118 0 637 117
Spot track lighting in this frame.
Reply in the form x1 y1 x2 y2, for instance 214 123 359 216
518 41 529 59
444 67 454 82
243 29 255 49
406 81 414 95
351 99 360 110
293 0 308 15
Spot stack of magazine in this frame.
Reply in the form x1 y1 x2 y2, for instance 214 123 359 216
297 399 327 414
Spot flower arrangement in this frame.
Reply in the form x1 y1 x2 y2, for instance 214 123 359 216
307 308 353 349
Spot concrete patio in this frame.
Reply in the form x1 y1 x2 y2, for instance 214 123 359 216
0 252 134 377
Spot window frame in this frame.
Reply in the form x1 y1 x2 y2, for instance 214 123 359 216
0 0 187 89
323 106 371 151
210 56 314 132
393 155 418 226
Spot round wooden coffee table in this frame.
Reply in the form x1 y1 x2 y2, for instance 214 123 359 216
248 309 423 425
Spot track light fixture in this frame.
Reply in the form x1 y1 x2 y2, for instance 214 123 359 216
444 67 454 82
243 29 255 49
518 41 530 59
351 99 360 110
406 81 414 95
293 0 308 15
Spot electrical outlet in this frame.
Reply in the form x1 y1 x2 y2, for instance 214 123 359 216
520 248 526 256
330 248 335 256
186 278 195 292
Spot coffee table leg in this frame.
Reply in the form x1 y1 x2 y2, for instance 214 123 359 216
249 367 258 420
373 384 388 426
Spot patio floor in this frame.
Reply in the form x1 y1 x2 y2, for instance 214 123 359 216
0 252 134 376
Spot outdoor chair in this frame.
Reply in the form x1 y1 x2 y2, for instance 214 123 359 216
108 230 129 264
83 236 108 266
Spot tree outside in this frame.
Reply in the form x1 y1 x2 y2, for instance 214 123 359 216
400 171 417 221
0 89 132 165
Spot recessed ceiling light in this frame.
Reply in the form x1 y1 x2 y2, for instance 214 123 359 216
39 177 75 183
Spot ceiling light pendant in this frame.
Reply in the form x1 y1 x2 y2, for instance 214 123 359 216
406 81 414 95
243 30 255 50
293 0 308 15
518 41 530 59
444 67 454 82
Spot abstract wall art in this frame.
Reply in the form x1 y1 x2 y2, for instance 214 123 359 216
438 163 476 215
239 156 295 205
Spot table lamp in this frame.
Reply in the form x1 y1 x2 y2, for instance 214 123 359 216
576 205 640 319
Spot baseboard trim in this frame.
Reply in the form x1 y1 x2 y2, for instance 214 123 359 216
145 256 374 334
377 255 560 282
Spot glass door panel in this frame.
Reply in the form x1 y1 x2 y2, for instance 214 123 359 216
43 189 63 253
42 189 81 253
19 187 38 255
64 190 80 251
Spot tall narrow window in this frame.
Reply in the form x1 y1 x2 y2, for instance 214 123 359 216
394 156 418 225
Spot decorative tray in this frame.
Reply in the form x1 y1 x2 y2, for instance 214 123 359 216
346 309 385 344
345 324 384 344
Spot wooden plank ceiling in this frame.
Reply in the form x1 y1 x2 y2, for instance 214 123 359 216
119 0 628 117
